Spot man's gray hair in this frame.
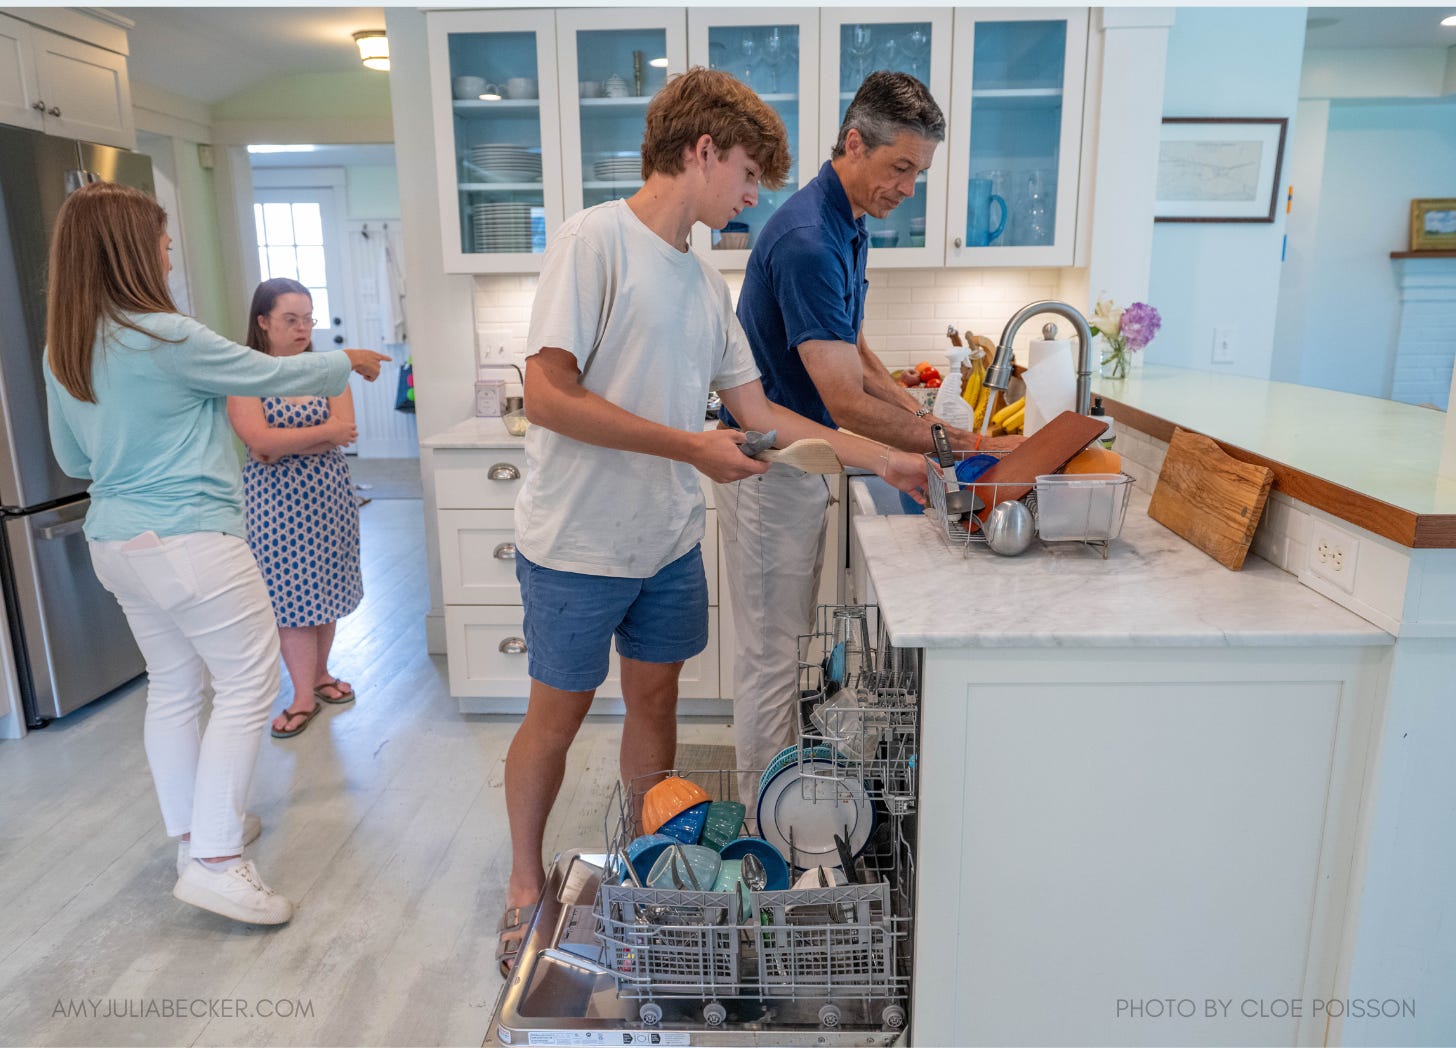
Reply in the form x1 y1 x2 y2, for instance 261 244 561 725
832 71 946 158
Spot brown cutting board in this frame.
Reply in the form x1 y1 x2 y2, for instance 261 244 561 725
1148 428 1273 570
969 410 1110 522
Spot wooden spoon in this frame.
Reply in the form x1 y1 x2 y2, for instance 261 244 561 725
753 439 843 474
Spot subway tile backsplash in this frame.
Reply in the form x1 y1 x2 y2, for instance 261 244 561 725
473 267 1061 373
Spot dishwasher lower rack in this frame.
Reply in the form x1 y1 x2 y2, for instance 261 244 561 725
485 848 910 1047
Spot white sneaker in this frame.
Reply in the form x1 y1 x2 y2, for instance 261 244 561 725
173 859 293 925
176 813 263 876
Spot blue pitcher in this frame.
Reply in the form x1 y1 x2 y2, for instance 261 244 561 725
967 178 1007 246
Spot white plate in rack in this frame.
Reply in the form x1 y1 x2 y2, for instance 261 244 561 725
755 761 874 869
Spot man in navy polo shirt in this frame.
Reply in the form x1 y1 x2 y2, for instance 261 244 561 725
717 72 989 801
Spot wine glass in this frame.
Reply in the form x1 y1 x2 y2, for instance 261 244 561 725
844 25 874 91
760 27 788 93
737 29 758 90
903 26 930 80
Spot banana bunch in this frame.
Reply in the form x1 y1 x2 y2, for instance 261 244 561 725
991 396 1026 435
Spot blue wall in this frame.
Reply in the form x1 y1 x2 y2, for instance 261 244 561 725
1148 8 1306 378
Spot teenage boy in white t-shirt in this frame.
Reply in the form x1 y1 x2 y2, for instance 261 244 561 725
496 67 927 975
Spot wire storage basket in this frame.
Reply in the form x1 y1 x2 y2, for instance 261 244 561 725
924 451 1133 559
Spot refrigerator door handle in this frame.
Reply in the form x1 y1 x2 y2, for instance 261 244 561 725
38 518 86 540
65 169 102 193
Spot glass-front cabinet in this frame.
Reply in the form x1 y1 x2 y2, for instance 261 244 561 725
555 9 688 216
426 10 564 274
944 9 1088 267
685 10 820 265
819 9 953 269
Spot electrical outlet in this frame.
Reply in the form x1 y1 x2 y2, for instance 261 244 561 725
1308 521 1360 594
1212 328 1234 365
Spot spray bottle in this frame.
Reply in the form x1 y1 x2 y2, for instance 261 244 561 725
933 347 975 429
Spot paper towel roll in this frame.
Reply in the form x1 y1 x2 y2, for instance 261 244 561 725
1022 340 1076 437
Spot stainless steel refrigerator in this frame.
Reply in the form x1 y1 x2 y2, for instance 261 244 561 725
0 124 149 726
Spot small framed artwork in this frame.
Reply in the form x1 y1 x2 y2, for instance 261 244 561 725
1153 117 1288 223
1410 199 1456 251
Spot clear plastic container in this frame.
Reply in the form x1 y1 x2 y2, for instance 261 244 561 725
1033 473 1132 542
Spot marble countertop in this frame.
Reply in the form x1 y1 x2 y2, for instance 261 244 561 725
420 416 524 449
851 480 1393 650
1096 365 1456 517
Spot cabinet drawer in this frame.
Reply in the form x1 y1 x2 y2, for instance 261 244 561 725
434 447 527 509
438 509 522 605
445 606 719 700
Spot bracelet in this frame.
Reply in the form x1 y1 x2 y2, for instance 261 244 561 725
914 407 932 418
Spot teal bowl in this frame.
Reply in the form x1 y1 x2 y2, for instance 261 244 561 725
718 837 790 891
700 801 746 852
624 833 675 884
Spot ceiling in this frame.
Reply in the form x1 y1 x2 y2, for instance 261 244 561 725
1305 6 1456 48
113 6 1456 109
248 143 397 168
114 6 388 105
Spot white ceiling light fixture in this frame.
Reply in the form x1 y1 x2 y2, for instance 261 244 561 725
353 30 390 72
1442 13 1456 27
649 56 669 68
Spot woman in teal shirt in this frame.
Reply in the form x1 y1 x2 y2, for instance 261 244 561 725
44 181 388 927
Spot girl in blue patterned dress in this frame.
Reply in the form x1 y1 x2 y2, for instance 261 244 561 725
228 279 363 739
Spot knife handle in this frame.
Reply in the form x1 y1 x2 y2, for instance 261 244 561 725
930 423 954 468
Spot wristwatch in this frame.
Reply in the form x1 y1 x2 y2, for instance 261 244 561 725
914 407 932 418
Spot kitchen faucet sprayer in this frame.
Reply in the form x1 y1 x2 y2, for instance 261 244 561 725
987 300 1094 416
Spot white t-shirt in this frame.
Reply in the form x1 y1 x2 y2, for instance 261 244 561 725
515 199 761 578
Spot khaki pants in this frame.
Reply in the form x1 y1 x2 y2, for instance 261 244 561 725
713 467 831 807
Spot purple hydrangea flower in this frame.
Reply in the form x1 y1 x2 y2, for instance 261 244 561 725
1120 302 1161 351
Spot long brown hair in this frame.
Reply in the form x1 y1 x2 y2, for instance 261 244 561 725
45 181 177 403
245 278 313 355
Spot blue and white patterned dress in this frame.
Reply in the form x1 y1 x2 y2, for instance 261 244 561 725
242 396 362 628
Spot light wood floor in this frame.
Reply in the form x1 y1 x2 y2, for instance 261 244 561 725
0 500 733 1047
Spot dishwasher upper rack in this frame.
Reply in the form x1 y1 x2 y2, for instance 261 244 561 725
797 603 920 816
597 768 915 1033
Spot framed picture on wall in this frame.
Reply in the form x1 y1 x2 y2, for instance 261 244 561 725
1409 199 1456 251
1153 117 1288 223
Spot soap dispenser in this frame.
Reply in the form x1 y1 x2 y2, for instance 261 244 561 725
1090 395 1115 449
933 347 975 429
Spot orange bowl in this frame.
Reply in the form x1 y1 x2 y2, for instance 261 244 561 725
642 776 711 835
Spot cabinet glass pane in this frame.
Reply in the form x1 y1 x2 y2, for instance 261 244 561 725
447 31 547 256
576 28 668 209
837 21 934 250
965 21 1067 249
706 23 803 252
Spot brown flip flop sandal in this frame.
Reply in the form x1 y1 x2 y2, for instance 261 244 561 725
496 903 538 977
270 704 322 739
313 678 356 705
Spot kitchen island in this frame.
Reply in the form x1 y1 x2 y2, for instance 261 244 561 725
850 483 1392 1046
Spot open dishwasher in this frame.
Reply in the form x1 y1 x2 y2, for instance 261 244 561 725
485 604 921 1047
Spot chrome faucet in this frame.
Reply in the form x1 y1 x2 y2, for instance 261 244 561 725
985 300 1094 415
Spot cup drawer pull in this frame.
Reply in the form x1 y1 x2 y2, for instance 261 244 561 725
493 542 517 560
499 637 527 655
489 463 521 481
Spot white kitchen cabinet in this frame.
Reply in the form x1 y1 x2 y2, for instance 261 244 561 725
685 9 821 266
554 8 688 218
818 9 954 269
426 9 565 274
943 8 1088 267
0 12 133 149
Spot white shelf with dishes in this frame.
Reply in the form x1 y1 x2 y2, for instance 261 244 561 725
425 7 1090 273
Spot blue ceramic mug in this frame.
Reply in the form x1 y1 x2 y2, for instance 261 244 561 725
967 178 1007 247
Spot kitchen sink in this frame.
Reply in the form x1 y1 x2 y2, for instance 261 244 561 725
851 474 918 516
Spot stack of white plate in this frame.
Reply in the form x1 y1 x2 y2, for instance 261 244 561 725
592 152 641 182
467 143 543 183
471 201 533 252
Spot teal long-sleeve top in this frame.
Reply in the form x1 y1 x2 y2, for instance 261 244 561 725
44 311 352 542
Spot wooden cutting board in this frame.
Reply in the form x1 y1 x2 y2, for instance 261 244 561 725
968 410 1110 521
1148 428 1273 570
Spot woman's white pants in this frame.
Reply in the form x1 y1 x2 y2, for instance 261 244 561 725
90 531 279 859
